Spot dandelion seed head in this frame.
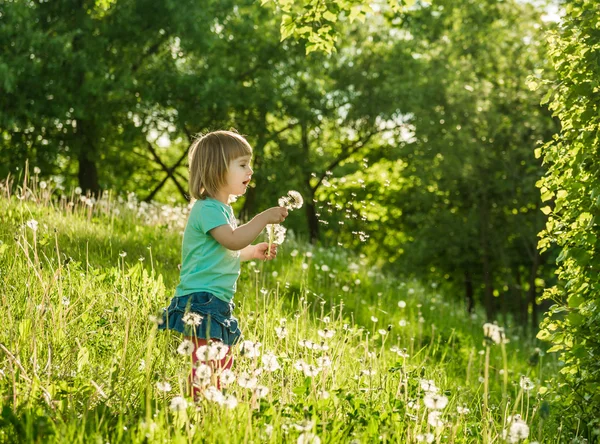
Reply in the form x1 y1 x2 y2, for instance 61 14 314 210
169 396 188 412
156 381 172 392
427 410 444 428
423 394 449 410
519 376 535 391
177 339 194 356
182 312 203 327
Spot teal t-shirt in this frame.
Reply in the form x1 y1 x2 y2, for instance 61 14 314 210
174 198 241 302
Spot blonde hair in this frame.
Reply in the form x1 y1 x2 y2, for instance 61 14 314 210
188 130 253 200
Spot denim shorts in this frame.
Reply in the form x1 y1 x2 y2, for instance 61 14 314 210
158 292 242 346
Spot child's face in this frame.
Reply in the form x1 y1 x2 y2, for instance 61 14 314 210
224 155 253 196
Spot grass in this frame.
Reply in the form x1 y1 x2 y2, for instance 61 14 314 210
0 174 563 443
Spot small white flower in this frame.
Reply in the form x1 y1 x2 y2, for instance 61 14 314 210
290 249 299 257
177 339 195 356
398 300 406 308
119 251 127 258
33 166 41 174
75 187 82 195
371 316 378 323
378 329 388 336
169 396 188 411
361 369 376 376
39 181 47 189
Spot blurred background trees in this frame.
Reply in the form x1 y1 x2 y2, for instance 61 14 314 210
0 0 559 330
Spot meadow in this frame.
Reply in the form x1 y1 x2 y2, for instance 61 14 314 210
0 176 561 443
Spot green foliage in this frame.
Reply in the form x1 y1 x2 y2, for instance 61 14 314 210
0 177 562 442
535 0 600 436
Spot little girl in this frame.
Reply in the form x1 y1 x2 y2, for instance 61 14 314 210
159 130 288 396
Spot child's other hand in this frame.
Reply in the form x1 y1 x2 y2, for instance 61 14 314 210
254 242 278 260
263 206 288 224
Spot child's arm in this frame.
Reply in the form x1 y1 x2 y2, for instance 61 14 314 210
210 207 288 251
240 243 278 261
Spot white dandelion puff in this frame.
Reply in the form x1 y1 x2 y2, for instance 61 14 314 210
177 339 194 356
182 312 203 327
169 396 188 411
423 394 449 410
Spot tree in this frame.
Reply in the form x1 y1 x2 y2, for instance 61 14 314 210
535 0 600 435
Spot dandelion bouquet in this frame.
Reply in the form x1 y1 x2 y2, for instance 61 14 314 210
267 190 303 257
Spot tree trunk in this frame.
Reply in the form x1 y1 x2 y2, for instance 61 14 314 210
464 270 475 314
77 121 100 195
528 248 540 333
479 195 494 320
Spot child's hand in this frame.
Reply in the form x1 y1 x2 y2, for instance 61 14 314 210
263 206 288 225
254 242 278 260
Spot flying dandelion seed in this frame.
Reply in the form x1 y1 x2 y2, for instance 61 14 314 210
177 339 194 356
169 396 188 412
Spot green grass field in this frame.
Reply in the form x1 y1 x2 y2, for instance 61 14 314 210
0 178 561 443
